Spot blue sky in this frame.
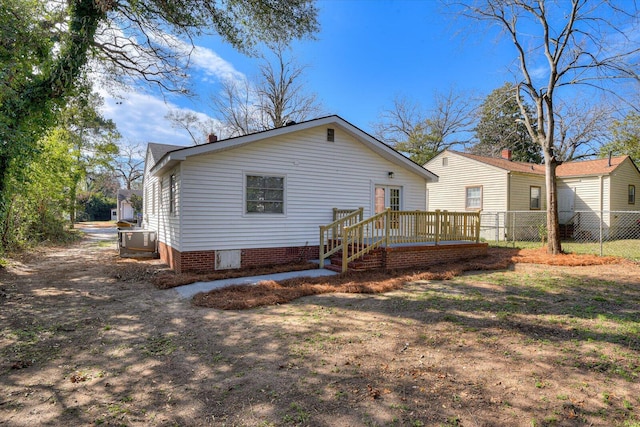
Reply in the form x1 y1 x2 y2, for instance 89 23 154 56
98 1 542 147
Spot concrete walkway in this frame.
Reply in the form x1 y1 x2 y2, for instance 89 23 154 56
174 268 338 299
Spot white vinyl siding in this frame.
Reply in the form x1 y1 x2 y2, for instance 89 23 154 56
426 152 508 212
509 173 546 211
609 158 640 211
156 168 181 249
558 176 608 213
176 127 427 251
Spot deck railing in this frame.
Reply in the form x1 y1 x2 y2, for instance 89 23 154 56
319 208 364 268
319 209 481 272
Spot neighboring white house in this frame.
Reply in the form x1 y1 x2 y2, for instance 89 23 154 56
425 149 640 240
116 189 143 222
425 149 547 213
142 115 438 273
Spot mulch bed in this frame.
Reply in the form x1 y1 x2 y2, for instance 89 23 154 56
192 247 625 310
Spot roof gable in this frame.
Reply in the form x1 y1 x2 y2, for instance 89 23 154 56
148 115 438 181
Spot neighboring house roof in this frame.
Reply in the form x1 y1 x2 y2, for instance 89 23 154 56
446 150 546 175
443 149 633 178
556 156 631 177
117 189 143 203
148 115 438 181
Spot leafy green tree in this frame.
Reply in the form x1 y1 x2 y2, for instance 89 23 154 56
1 129 75 250
599 111 640 161
471 83 541 163
1 0 318 252
76 192 116 222
57 85 120 224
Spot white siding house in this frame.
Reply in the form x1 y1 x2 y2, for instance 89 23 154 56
425 149 640 241
143 116 437 273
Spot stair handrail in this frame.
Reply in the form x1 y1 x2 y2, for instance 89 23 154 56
319 207 364 268
341 209 391 273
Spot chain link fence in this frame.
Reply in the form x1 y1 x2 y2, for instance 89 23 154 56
480 210 640 260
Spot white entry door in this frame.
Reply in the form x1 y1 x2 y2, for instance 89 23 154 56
375 186 401 230
374 186 401 214
558 188 576 224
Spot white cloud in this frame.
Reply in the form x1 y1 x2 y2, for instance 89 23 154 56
155 34 246 84
90 32 245 147
98 89 216 147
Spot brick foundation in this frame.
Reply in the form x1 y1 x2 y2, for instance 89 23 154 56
383 242 488 270
158 241 320 274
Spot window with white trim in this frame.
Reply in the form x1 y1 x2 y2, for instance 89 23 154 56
465 186 482 210
246 175 284 214
169 174 177 214
530 186 541 210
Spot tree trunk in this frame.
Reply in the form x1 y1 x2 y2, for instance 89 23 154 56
543 148 562 254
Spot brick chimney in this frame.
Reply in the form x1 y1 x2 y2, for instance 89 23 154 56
501 149 512 161
208 134 218 143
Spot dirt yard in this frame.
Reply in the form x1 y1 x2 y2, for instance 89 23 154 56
1 228 639 426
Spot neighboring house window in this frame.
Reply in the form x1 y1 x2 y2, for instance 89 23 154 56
246 175 284 214
465 186 482 210
629 185 636 204
530 186 541 210
442 157 448 167
169 174 177 214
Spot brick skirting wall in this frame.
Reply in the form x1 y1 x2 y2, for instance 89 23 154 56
383 242 488 270
158 241 320 274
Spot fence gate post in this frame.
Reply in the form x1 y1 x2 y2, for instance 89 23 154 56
599 209 604 257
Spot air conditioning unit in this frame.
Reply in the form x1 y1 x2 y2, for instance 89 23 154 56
118 229 158 257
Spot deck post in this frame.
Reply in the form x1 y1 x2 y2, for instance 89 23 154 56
475 212 481 243
385 208 391 247
319 225 326 268
358 207 364 221
342 226 349 273
332 207 338 221
435 210 441 245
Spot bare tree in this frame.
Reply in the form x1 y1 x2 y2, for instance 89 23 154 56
211 43 323 136
113 143 145 190
255 42 323 129
374 88 476 165
165 110 222 145
457 0 640 254
211 77 261 137
554 100 615 161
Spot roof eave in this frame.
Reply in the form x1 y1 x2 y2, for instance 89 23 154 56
149 115 439 181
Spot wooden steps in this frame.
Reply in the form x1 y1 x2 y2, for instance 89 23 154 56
323 247 384 272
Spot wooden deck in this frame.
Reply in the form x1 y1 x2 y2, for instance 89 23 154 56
320 210 482 272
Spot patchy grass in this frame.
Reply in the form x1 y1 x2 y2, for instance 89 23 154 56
2 232 640 426
192 247 624 310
